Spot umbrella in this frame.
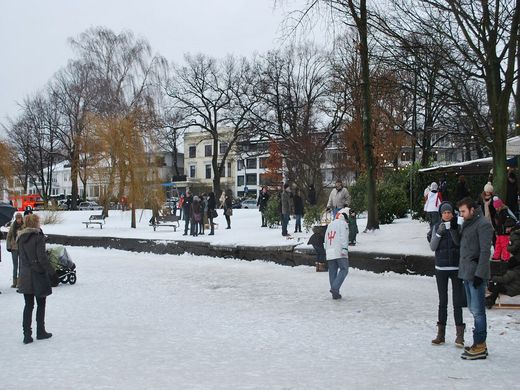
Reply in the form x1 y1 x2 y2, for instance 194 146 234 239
0 203 17 227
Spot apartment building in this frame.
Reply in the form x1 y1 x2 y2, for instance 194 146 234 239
183 128 235 193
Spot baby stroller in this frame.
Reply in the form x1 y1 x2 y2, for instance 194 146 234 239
47 246 77 285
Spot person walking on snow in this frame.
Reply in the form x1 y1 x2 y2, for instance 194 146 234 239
457 197 493 360
327 179 350 219
492 197 514 261
429 202 465 348
324 207 350 299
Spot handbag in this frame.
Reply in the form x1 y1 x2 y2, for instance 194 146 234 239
210 209 218 218
225 208 233 217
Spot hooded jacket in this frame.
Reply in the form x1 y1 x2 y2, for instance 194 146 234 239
429 201 461 269
324 216 349 260
17 227 54 296
458 207 494 281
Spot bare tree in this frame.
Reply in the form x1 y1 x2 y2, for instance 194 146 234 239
379 0 519 198
166 54 257 197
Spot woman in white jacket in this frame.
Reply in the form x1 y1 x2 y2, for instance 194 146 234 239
324 208 350 299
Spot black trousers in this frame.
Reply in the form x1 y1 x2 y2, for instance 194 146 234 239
23 294 46 333
435 269 465 326
225 214 231 228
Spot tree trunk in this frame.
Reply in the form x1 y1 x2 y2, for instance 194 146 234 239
70 147 80 209
356 0 379 230
212 137 221 197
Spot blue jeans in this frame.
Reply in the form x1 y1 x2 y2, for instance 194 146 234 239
332 208 340 220
328 258 349 293
294 214 302 232
464 280 487 344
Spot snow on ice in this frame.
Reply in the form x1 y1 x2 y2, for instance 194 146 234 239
0 210 519 389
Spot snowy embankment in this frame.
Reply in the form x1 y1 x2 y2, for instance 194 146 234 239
0 247 519 389
33 209 434 257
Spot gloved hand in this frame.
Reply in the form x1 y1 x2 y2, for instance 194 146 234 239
473 276 483 288
436 222 446 236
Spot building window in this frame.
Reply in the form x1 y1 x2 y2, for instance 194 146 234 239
259 157 268 169
246 158 257 169
259 173 268 185
220 143 228 155
189 146 196 158
205 164 212 179
189 165 196 178
237 160 244 171
227 162 231 177
246 174 257 185
204 145 212 157
237 175 245 186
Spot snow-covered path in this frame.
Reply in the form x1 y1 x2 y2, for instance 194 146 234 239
1 247 519 389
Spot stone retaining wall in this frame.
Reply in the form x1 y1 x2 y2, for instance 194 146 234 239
46 234 435 277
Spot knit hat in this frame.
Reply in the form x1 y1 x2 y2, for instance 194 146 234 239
484 182 494 193
493 197 504 209
439 202 453 214
430 182 438 191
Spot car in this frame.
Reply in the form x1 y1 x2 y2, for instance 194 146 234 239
231 200 242 209
241 199 258 209
78 201 103 211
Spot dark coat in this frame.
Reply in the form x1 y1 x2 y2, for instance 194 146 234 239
458 207 493 281
455 181 470 202
182 195 193 221
493 258 520 297
17 228 54 296
348 216 358 242
257 192 270 212
207 195 216 212
430 221 461 268
293 194 304 215
307 187 316 206
507 172 518 213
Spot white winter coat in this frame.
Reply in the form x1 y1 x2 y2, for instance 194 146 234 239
424 190 442 212
324 218 349 260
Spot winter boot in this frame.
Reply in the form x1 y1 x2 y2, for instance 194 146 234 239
455 324 465 348
36 299 52 340
431 323 446 345
11 278 17 288
329 289 342 300
23 330 33 344
461 342 488 360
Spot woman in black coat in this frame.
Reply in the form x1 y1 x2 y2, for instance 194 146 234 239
207 192 217 235
17 213 55 344
257 186 270 227
224 193 233 229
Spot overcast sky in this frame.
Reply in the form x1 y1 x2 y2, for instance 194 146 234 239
0 0 328 125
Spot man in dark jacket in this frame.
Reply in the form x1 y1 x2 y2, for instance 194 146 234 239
182 191 193 236
307 184 317 206
457 197 493 360
281 184 293 237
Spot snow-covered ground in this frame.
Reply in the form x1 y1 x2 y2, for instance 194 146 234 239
14 209 433 256
1 247 519 389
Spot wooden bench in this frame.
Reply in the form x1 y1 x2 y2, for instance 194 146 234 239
82 214 106 229
150 215 180 231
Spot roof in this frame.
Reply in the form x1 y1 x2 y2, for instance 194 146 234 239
418 136 520 176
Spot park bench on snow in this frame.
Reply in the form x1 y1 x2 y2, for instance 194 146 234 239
150 214 180 231
82 214 106 229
